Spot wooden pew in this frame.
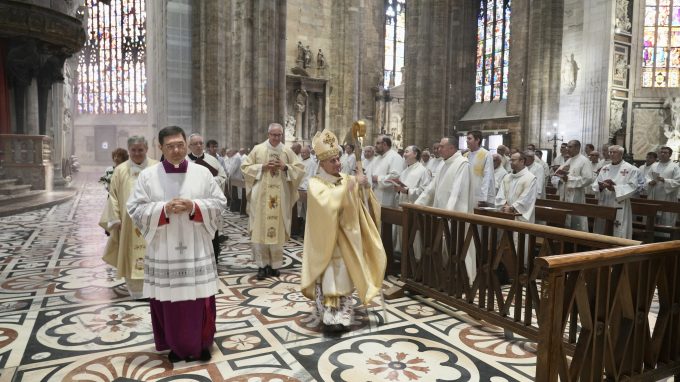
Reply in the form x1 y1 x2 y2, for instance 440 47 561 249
631 197 680 239
536 199 618 236
630 202 659 243
535 206 570 228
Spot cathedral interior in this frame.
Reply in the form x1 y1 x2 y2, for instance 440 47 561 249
0 0 679 381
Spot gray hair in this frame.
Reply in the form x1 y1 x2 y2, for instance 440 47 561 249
268 123 283 132
609 145 624 153
127 135 148 147
188 133 202 141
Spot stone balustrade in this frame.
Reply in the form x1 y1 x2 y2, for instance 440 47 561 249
0 134 53 190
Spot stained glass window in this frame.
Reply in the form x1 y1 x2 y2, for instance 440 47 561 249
476 0 511 102
78 0 147 114
384 0 406 88
642 0 680 88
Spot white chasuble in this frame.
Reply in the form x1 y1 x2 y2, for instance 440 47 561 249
370 149 405 207
645 161 680 226
495 168 537 223
127 162 226 302
100 158 158 284
592 161 639 239
465 148 495 205
241 141 305 245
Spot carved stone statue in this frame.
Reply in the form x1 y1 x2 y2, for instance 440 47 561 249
316 49 326 69
308 109 317 136
615 0 632 32
303 45 312 69
562 53 579 95
294 89 307 113
664 96 680 134
609 99 625 136
285 114 296 141
296 41 304 66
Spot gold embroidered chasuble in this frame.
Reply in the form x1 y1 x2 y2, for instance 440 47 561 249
300 172 386 306
241 142 305 245
100 158 158 280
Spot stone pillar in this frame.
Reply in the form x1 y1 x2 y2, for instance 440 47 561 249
194 0 286 149
403 0 477 148
25 79 39 135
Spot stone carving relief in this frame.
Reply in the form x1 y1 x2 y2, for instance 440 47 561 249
609 99 625 137
664 96 680 133
613 55 628 82
615 0 632 32
561 53 579 95
632 106 665 159
286 76 326 142
317 49 326 69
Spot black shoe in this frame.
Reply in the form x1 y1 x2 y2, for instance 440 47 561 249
200 348 212 361
168 351 181 363
256 267 267 280
265 265 280 277
219 234 229 243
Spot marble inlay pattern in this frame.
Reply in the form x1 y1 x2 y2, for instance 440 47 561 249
0 176 541 381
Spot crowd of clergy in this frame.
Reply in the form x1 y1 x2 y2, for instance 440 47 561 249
97 123 680 363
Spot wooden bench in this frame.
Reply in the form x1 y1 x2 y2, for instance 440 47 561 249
631 197 680 240
536 199 618 236
630 202 660 243
535 206 570 228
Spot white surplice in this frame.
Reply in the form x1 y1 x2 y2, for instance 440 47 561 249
526 162 545 199
592 161 639 239
397 162 431 205
370 149 405 207
495 168 537 223
465 148 495 205
426 157 445 178
645 160 680 226
494 166 508 196
637 163 654 195
127 162 227 302
550 154 593 231
187 152 227 190
416 152 475 283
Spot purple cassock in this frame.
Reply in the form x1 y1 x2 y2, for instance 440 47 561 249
149 296 216 359
147 159 217 359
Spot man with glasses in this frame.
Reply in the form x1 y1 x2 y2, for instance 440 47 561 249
187 133 227 263
241 123 305 280
127 126 226 363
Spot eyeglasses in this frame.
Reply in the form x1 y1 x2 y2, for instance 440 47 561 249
190 142 204 146
269 133 283 137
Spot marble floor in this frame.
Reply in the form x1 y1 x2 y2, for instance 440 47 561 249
0 173 540 381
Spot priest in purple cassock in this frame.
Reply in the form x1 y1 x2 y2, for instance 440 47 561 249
127 126 227 363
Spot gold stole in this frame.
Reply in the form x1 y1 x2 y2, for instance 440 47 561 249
263 148 283 244
466 148 488 177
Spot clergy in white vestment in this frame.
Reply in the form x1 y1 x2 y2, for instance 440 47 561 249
241 123 306 280
393 146 431 254
300 129 386 333
645 146 680 226
187 133 228 263
415 137 476 282
529 145 551 181
340 144 357 174
362 145 377 176
492 154 508 195
586 151 603 196
370 135 405 207
638 151 657 196
297 145 318 233
127 126 227 363
496 152 538 223
496 145 511 173
100 136 158 299
550 140 594 231
290 142 302 160
464 130 495 206
592 145 640 239
599 144 612 168
188 134 227 190
206 139 227 175
524 151 545 199
421 150 432 171
426 142 445 177
552 143 568 169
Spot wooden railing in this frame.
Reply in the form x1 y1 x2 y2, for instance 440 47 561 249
399 203 638 341
537 241 680 381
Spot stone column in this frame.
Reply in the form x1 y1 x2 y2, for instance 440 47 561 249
403 0 477 148
25 79 39 135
